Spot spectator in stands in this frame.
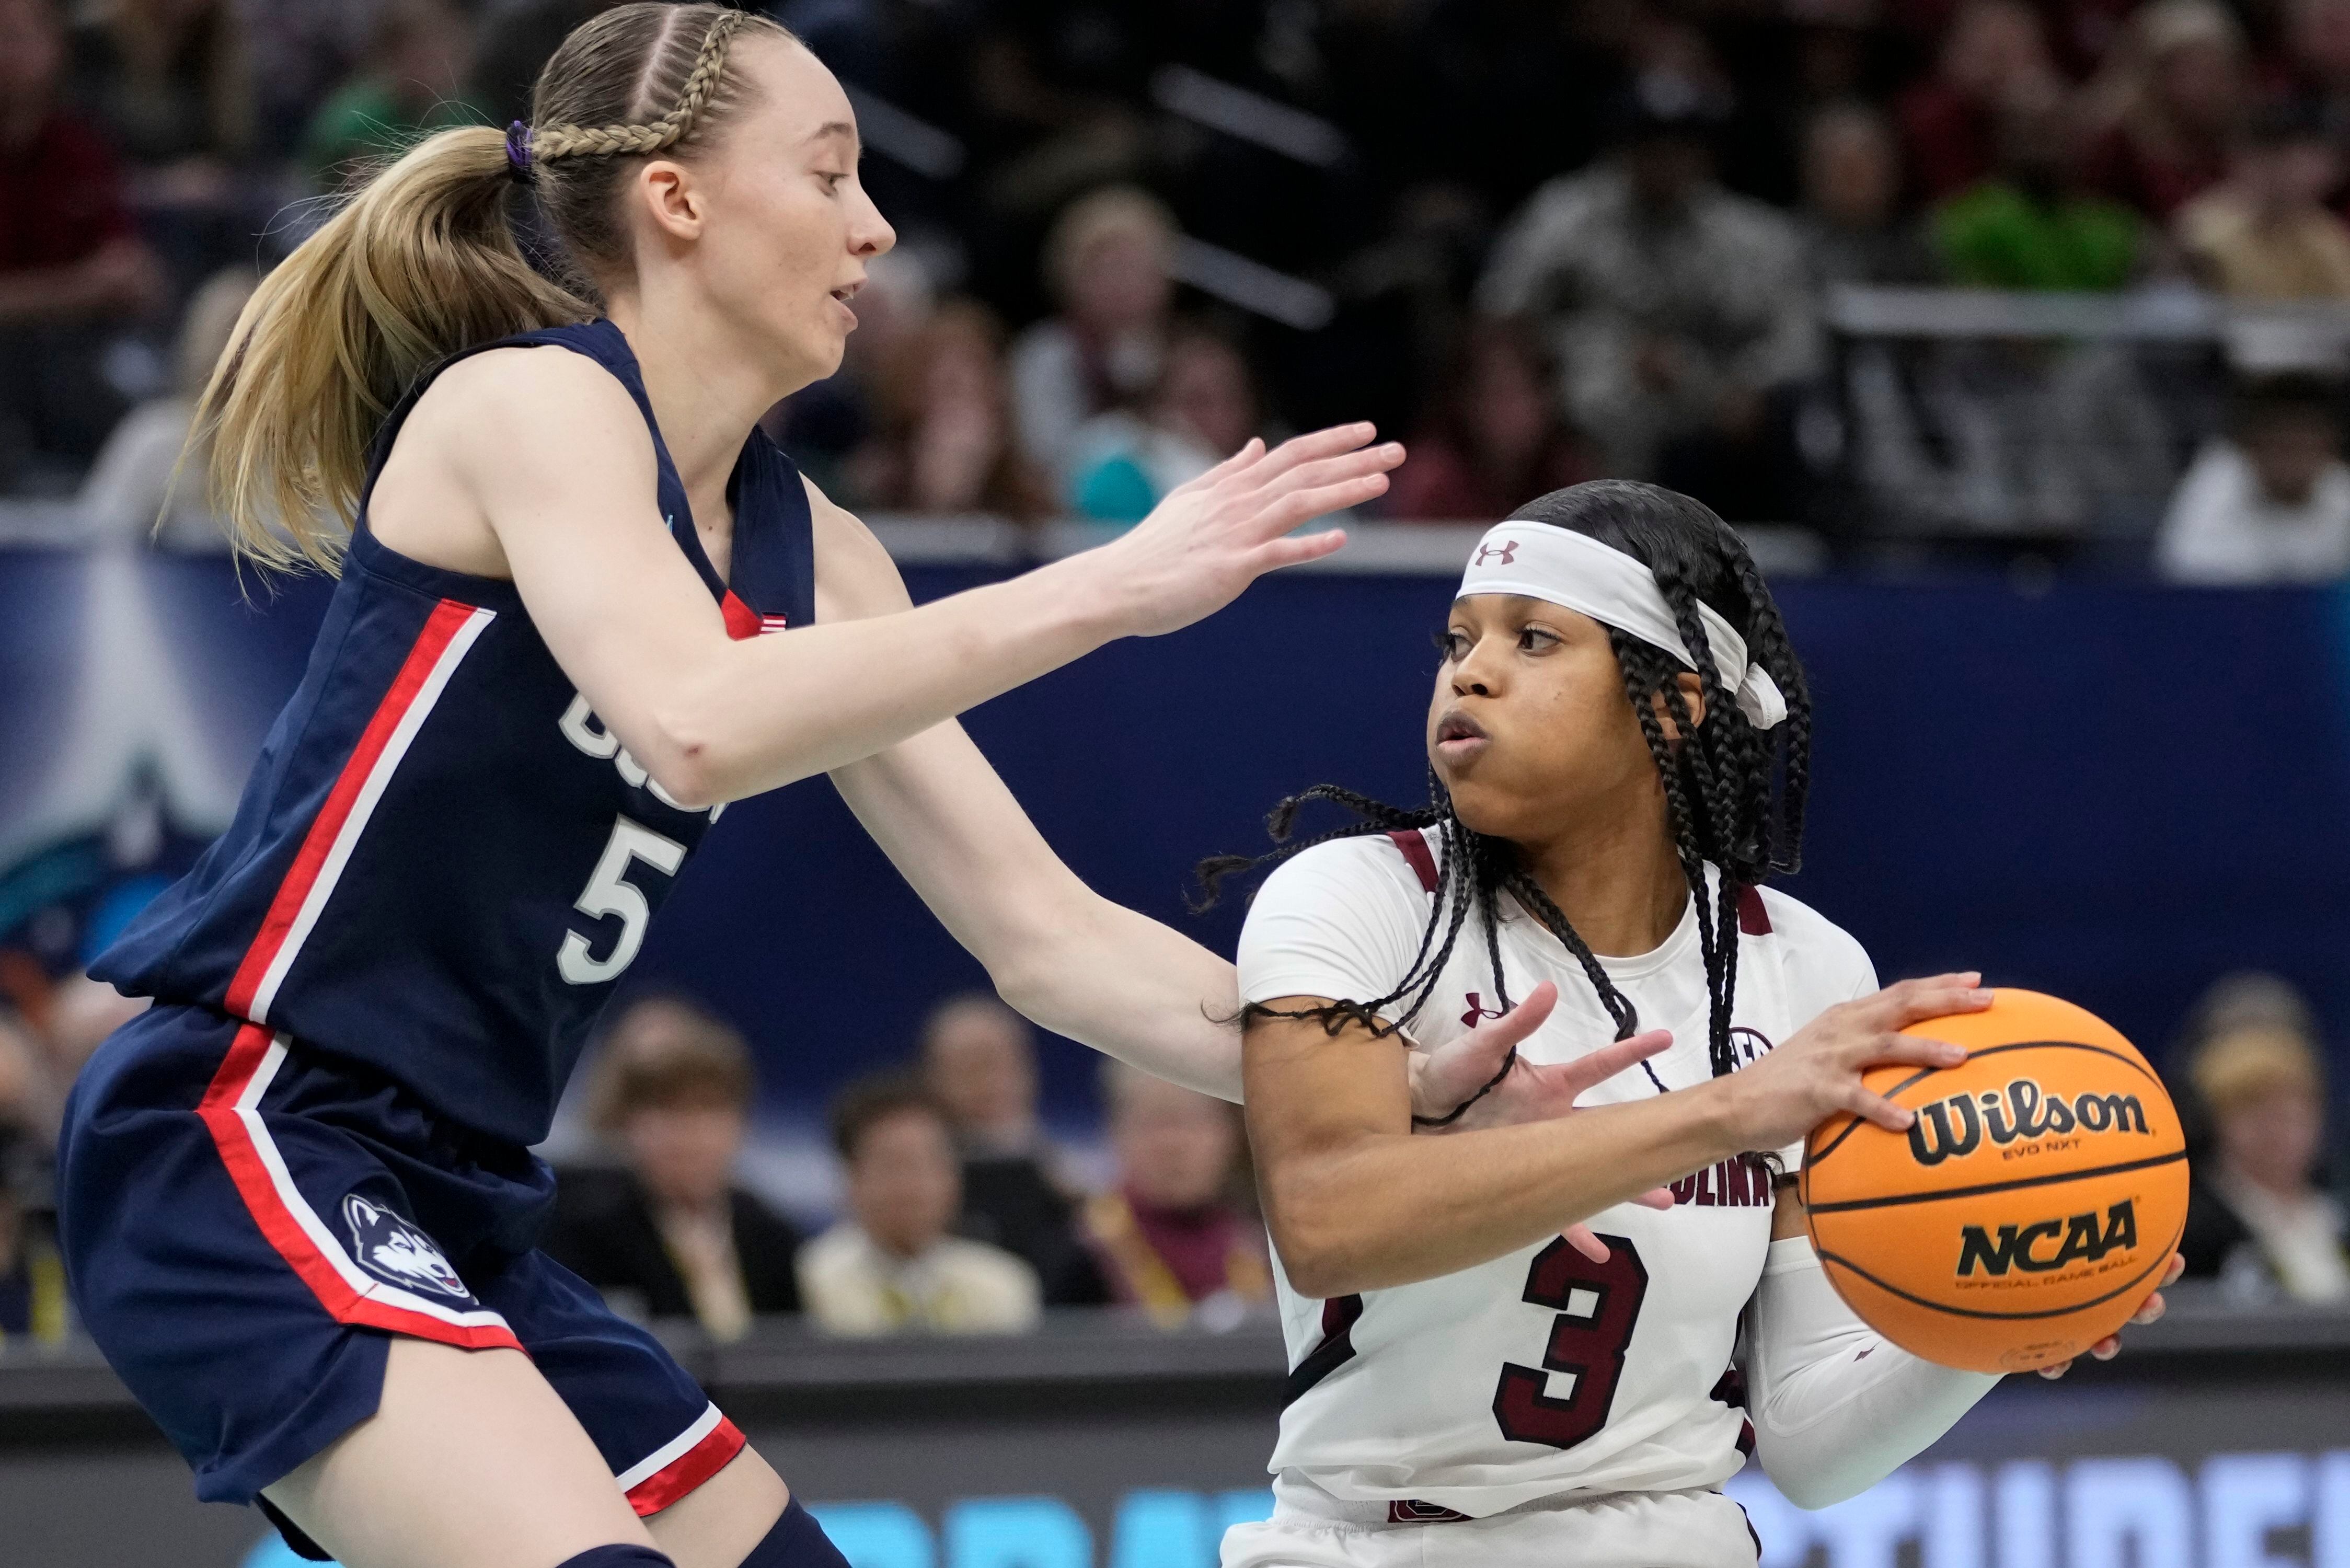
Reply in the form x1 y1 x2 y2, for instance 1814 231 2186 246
1934 88 2146 291
301 0 482 192
1066 1062 1271 1330
919 994 1087 1292
1476 74 1815 483
799 1076 1040 1335
2158 371 2350 581
1897 0 2065 203
1067 321 1264 523
0 0 165 490
2175 99 2350 298
1799 102 1944 289
2178 975 2347 1303
2081 0 2249 222
65 0 250 192
0 1012 61 1155
0 1125 66 1346
2284 0 2350 146
543 996 803 1341
1010 187 1177 489
78 264 251 546
849 299 1052 520
1384 319 1599 521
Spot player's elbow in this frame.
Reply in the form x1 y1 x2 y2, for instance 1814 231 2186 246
640 742 721 811
1260 1166 1376 1298
636 700 738 809
1755 1443 1871 1511
1765 1468 1863 1512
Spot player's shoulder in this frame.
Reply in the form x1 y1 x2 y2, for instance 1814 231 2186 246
1749 886 1877 995
410 341 649 466
1253 829 1441 914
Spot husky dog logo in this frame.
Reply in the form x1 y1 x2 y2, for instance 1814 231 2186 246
342 1194 473 1300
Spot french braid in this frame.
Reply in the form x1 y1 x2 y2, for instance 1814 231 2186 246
535 9 746 163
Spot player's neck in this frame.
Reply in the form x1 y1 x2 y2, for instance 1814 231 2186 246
1515 806 1689 960
606 295 786 517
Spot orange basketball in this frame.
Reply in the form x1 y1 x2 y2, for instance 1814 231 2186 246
1801 989 2189 1374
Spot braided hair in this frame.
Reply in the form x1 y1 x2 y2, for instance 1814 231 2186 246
1198 480 1812 1109
195 3 799 571
531 5 786 290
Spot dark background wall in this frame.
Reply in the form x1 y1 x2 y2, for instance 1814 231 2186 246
7 550 2347 1125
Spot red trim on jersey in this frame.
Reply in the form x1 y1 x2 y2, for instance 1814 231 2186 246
196 1024 523 1352
1388 829 1439 893
624 1416 747 1515
223 599 478 1020
720 591 763 641
1737 885 1771 936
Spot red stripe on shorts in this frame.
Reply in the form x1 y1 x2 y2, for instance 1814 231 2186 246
196 1023 523 1353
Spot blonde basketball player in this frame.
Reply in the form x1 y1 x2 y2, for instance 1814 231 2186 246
1210 480 2182 1567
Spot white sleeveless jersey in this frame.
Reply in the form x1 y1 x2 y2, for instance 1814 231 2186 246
1235 828 1878 1518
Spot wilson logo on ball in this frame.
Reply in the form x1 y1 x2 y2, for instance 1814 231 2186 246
1907 1077 2151 1167
1955 1198 2138 1277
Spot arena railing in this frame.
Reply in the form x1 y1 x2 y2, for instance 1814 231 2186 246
1814 284 2350 554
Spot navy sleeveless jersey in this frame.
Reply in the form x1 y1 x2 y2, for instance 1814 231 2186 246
92 320 815 1147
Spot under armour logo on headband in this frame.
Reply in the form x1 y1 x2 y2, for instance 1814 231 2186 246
1457 520 1788 730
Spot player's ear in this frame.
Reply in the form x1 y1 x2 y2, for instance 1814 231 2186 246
1651 674 1707 740
637 158 706 245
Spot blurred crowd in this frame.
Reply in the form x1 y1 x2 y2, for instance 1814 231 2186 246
8 0 2350 571
0 964 2342 1346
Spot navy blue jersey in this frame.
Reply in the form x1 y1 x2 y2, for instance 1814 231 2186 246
93 320 815 1146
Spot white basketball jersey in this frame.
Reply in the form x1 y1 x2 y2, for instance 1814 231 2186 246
1235 828 1878 1518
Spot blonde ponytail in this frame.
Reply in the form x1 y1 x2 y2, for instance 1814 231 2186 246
199 126 586 573
198 3 793 574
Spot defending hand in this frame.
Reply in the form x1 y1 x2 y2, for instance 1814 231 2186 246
1092 425 1403 638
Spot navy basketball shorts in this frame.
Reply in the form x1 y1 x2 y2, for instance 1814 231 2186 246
57 1001 745 1513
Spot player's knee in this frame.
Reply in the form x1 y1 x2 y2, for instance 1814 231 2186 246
735 1497 850 1567
555 1548 676 1568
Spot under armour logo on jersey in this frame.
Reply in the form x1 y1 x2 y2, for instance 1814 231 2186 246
1472 540 1519 566
1461 993 1506 1028
342 1194 474 1301
1388 1500 1471 1523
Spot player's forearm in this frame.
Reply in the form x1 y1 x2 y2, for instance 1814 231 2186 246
1746 1236 2000 1508
652 554 1127 802
995 898 1244 1102
1261 1083 1747 1296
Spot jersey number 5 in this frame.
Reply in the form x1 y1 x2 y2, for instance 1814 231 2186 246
558 815 686 985
1491 1233 1649 1450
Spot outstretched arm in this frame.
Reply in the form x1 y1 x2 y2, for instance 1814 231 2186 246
817 494 1622 1113
436 346 1399 806
814 485 1246 1099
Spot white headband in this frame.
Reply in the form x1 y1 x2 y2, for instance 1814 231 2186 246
1457 521 1788 730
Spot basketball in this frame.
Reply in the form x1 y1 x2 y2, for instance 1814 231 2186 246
1801 989 2190 1375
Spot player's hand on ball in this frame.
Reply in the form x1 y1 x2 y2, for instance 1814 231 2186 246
1091 425 1403 637
1405 982 1676 1264
1723 974 1994 1152
2034 1252 2186 1378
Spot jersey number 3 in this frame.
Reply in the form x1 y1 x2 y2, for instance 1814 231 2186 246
558 815 686 985
1491 1233 1649 1450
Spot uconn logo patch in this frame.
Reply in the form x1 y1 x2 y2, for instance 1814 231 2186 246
342 1195 474 1301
